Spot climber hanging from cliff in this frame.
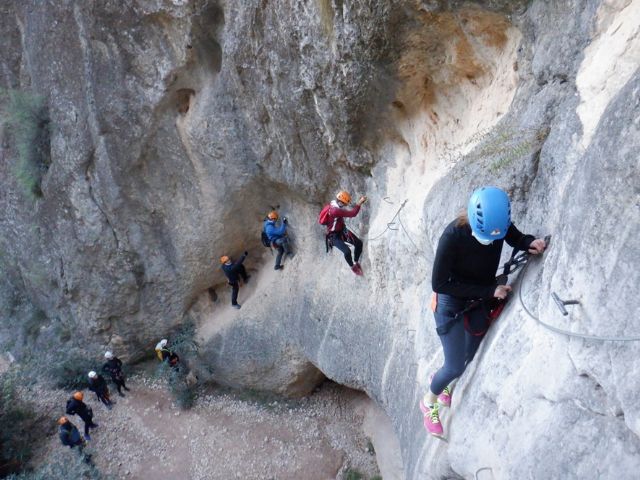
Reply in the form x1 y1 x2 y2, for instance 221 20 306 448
420 186 546 437
319 190 367 276
263 210 293 270
220 252 250 309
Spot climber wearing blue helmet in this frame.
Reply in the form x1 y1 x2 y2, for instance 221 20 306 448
420 186 546 437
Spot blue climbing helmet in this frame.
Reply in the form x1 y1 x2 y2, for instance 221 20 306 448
467 186 511 242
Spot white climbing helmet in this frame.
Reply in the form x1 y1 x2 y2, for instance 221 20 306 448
104 351 114 359
88 371 97 379
156 339 168 350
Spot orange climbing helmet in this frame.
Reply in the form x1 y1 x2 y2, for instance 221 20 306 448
267 210 279 221
336 191 351 204
220 255 230 264
73 391 84 401
58 416 69 425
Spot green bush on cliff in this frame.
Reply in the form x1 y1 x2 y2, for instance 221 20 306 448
6 448 103 480
155 320 199 410
0 371 52 477
0 89 51 199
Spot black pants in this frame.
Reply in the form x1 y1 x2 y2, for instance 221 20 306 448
95 390 112 407
229 265 249 305
81 417 97 436
330 231 363 267
112 376 128 394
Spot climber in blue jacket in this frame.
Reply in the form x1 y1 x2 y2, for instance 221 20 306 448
263 210 293 271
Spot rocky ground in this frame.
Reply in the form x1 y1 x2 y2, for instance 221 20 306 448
29 371 395 480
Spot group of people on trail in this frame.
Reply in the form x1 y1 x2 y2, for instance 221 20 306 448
58 339 185 451
59 351 129 449
420 186 546 437
218 190 367 307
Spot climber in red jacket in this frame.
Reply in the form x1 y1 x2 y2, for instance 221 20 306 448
321 190 367 276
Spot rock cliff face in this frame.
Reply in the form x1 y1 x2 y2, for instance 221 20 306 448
1 0 639 478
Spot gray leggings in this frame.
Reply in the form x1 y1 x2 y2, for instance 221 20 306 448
430 293 489 395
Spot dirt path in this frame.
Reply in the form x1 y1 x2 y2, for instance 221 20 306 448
35 377 394 479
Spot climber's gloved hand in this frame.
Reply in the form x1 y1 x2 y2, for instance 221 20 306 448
283 217 288 224
244 251 249 257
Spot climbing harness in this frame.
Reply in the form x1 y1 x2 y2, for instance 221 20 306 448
434 236 551 337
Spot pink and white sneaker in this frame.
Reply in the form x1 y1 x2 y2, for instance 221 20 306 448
420 400 443 436
437 386 452 407
429 374 452 407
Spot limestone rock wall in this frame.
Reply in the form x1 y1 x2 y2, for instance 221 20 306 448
1 0 639 478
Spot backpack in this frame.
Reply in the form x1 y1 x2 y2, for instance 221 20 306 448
318 204 332 226
261 230 271 248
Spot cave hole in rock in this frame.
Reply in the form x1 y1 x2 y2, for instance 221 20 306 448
175 88 195 115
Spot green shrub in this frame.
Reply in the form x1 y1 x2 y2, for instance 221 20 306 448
0 89 51 199
0 372 52 477
343 469 364 480
44 352 98 390
155 320 199 410
6 448 103 480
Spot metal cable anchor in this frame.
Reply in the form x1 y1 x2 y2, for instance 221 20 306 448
551 292 580 316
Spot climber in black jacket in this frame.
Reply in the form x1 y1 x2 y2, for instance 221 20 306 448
88 370 113 408
103 351 130 396
66 391 98 440
220 251 250 309
420 186 546 437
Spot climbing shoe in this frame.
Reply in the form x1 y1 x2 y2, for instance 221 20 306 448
243 275 251 284
84 433 91 441
422 401 443 436
438 386 452 407
275 265 283 270
351 263 363 276
232 304 241 310
429 374 452 407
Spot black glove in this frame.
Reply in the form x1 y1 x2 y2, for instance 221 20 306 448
244 251 248 256
283 217 288 224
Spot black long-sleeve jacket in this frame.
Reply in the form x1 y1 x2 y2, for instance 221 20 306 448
431 220 534 300
103 358 123 380
66 398 93 421
88 375 109 395
221 253 247 283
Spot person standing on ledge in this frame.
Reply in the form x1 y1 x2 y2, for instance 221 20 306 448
102 351 130 397
420 186 546 437
263 210 293 271
88 371 113 409
220 252 250 309
155 338 180 367
319 191 367 276
65 391 98 441
58 416 84 449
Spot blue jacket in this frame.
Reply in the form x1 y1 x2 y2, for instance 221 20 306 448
263 220 287 242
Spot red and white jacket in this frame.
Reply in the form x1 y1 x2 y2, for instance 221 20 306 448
325 200 362 234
